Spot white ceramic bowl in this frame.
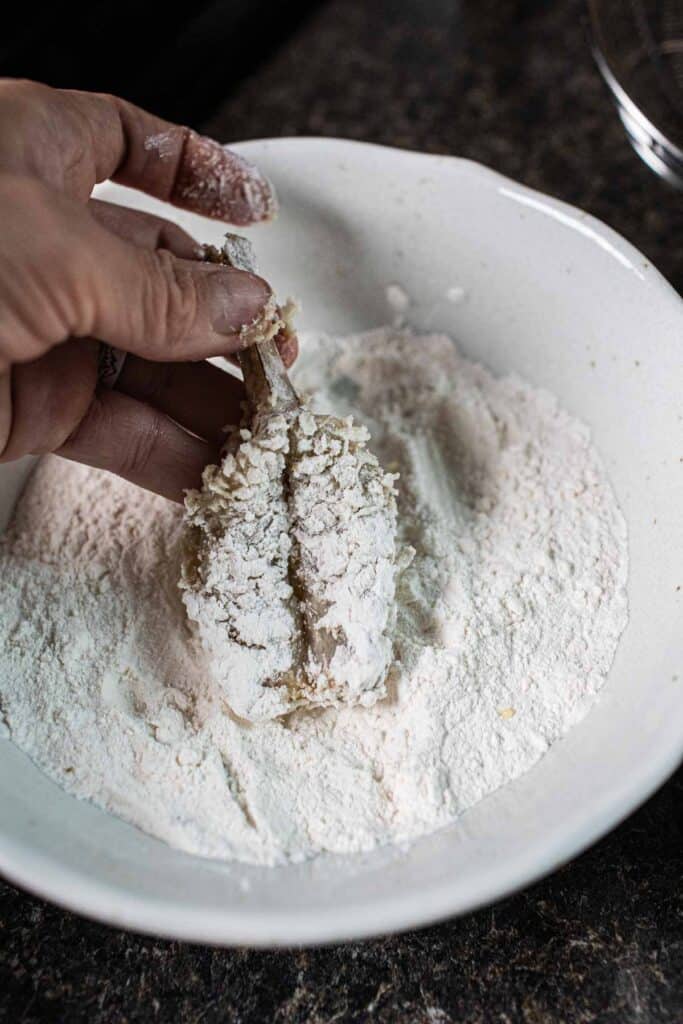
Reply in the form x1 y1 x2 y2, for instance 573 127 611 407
1 139 681 947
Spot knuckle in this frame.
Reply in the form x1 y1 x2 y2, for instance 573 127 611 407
0 77 44 96
141 249 200 352
92 91 119 110
0 172 71 254
119 411 161 479
0 78 48 111
0 180 87 357
64 390 106 444
42 388 94 455
0 82 54 159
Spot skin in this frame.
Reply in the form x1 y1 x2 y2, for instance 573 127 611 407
0 79 298 501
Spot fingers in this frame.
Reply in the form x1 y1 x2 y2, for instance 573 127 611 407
0 79 277 223
163 131 277 225
116 357 245 443
0 340 219 501
88 200 300 372
116 338 298 444
274 327 299 369
0 177 274 371
0 338 298 499
57 389 215 502
88 200 201 259
0 339 97 461
88 203 298 362
89 245 273 362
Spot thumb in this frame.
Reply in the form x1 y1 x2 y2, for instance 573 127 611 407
0 177 274 368
88 245 275 363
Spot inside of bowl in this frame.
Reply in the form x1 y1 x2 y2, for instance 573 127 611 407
0 140 680 944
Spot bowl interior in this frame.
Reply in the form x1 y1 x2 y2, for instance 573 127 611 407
1 139 681 945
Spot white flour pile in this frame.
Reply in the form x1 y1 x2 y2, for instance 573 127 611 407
0 326 628 865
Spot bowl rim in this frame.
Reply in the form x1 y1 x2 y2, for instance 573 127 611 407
1 136 681 947
0 732 680 947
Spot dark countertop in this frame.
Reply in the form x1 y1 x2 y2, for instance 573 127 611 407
207 0 683 292
1 1 681 1021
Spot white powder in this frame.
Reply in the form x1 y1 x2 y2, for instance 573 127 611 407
181 407 409 721
143 131 176 161
446 285 467 304
0 326 628 865
174 136 278 223
385 284 410 320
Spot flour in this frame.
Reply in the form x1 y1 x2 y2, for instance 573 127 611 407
181 406 409 721
385 284 410 321
173 135 278 224
0 326 628 865
143 132 176 161
181 413 297 722
446 285 467 304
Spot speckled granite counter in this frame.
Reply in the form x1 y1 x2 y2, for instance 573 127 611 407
1 1 681 1021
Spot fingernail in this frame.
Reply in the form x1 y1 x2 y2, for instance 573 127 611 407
173 132 278 225
203 267 272 335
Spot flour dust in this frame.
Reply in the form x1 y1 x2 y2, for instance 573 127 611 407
0 326 628 865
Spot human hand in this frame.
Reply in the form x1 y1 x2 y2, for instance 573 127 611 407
0 79 297 500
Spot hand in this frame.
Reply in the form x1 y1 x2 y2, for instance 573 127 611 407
0 79 297 500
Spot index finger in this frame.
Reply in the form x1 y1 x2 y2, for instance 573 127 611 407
0 79 277 225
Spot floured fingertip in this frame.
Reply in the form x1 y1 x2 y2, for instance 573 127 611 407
172 133 278 225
